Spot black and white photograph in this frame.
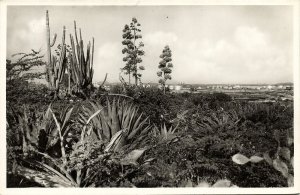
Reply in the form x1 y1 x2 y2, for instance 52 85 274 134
0 0 299 194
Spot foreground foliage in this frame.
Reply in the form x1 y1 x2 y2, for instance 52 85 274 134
6 83 293 187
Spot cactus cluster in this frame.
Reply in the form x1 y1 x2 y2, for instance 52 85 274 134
69 21 95 95
45 10 102 98
45 10 67 95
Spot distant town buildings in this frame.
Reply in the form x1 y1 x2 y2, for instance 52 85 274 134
163 83 293 93
91 81 293 103
175 85 182 91
93 82 293 100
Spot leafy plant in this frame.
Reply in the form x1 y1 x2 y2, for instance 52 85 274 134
185 178 238 187
231 128 294 187
263 129 294 187
232 153 264 165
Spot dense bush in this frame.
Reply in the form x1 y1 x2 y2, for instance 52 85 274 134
132 87 184 126
7 80 51 105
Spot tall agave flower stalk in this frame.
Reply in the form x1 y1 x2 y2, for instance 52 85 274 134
45 10 67 96
69 21 94 95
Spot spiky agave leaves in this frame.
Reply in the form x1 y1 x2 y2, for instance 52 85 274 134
15 104 59 156
14 141 81 187
17 104 74 158
79 101 108 140
109 98 151 149
17 105 39 156
153 123 178 142
79 107 104 142
197 109 240 131
46 106 106 187
49 106 74 165
104 128 128 152
12 104 82 187
13 104 117 188
79 98 151 152
15 164 76 187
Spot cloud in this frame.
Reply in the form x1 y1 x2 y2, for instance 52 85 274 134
93 42 123 83
82 26 292 84
8 16 46 58
28 17 45 34
12 24 289 84
234 26 268 52
172 26 291 84
7 6 292 84
92 27 291 84
144 31 178 47
94 31 179 83
141 31 179 82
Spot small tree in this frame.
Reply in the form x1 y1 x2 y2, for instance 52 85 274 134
7 50 46 82
6 50 47 104
121 17 145 85
157 45 173 94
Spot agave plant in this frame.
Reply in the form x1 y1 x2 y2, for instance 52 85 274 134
79 98 151 152
14 104 56 156
10 100 151 187
197 109 240 131
9 105 75 186
10 104 104 187
152 123 178 142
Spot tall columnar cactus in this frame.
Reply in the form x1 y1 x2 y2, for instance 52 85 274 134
45 10 67 96
46 11 101 98
69 21 94 95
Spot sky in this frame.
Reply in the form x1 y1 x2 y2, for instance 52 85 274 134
6 5 293 84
